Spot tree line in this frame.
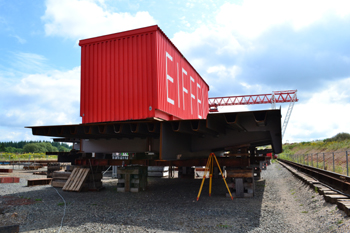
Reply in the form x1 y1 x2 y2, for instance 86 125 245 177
0 141 72 153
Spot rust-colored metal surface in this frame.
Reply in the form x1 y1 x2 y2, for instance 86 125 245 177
79 25 209 123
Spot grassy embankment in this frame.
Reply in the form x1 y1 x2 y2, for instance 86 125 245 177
278 133 350 175
0 152 57 161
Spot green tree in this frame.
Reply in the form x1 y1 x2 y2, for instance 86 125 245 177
0 143 5 152
324 132 350 142
23 143 40 153
58 145 69 152
5 147 16 153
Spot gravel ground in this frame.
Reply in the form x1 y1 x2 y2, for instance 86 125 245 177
1 162 350 232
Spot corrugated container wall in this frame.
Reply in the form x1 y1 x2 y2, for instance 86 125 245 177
79 25 209 124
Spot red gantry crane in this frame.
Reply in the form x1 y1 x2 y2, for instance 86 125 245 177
208 90 298 139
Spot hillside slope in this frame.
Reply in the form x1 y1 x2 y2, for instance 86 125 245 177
281 133 350 156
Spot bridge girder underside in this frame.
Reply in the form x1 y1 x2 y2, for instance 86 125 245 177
28 110 282 160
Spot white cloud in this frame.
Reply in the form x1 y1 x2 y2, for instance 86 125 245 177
11 52 48 73
42 0 157 40
0 66 81 141
186 3 195 8
207 65 240 78
216 105 249 113
284 77 350 142
172 25 243 56
13 35 26 44
216 0 350 38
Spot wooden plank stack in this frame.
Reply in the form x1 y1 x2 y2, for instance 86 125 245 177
63 168 90 192
117 166 148 192
51 171 71 188
226 168 254 198
27 178 52 186
47 163 61 178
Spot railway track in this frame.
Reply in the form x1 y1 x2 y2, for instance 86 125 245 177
278 159 350 216
278 159 350 194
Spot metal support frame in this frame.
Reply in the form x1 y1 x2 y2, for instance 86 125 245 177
281 91 297 139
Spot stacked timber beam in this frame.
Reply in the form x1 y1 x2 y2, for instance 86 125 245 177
27 178 52 186
226 168 254 198
51 166 104 191
47 163 61 178
63 168 90 191
51 171 71 188
117 166 147 192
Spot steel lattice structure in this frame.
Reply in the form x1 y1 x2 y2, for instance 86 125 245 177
208 90 298 112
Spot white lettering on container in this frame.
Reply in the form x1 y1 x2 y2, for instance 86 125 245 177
190 76 195 114
165 51 206 119
177 63 180 108
182 68 188 110
166 52 174 105
197 83 202 119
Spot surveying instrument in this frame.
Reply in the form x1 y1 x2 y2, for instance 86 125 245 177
197 153 233 201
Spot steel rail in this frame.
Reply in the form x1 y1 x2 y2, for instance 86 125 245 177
278 159 350 195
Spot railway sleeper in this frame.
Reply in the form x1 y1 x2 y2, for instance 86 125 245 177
279 160 350 216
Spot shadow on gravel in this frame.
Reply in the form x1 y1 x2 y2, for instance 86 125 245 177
3 175 266 232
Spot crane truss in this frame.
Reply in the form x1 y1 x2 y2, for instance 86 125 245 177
281 91 298 139
208 90 298 112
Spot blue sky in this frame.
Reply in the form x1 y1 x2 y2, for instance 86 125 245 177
1 0 350 143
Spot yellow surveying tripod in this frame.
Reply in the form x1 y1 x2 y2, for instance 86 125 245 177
197 153 233 201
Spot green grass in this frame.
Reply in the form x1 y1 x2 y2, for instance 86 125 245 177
337 219 343 225
335 165 345 174
301 211 308 213
278 138 350 175
282 138 350 155
0 152 57 161
57 202 65 206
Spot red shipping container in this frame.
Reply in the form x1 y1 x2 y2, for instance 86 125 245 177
79 25 209 123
